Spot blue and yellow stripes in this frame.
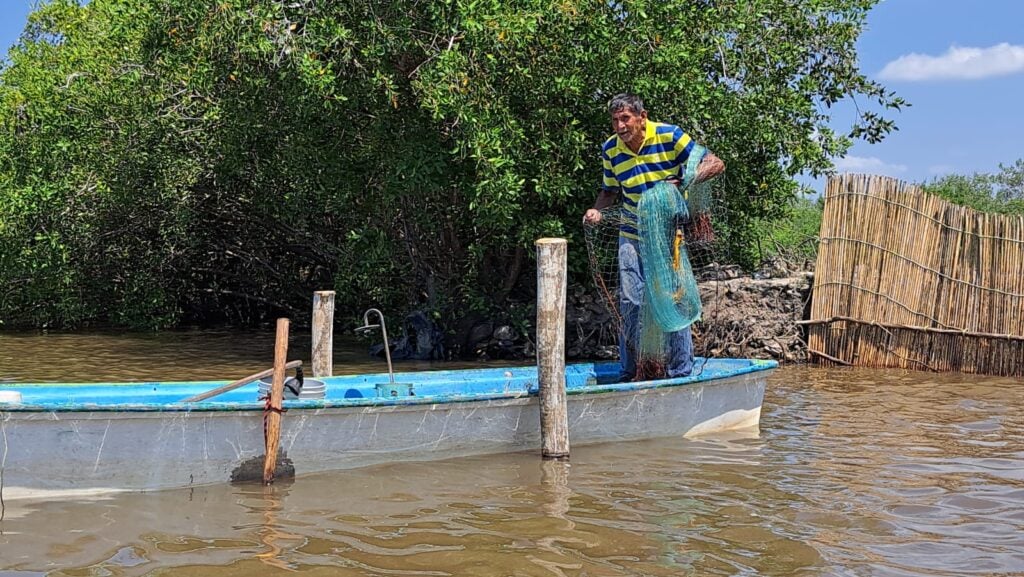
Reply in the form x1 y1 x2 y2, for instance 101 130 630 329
601 121 701 239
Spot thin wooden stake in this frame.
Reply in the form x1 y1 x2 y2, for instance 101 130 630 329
536 238 569 460
264 318 289 485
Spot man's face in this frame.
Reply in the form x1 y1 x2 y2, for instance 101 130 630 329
611 108 647 146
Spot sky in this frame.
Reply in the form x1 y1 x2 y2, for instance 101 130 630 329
1 0 1022 193
827 0 1024 188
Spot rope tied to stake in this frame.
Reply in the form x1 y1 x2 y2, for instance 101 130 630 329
260 366 302 443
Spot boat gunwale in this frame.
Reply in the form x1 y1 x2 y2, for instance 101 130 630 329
0 360 777 413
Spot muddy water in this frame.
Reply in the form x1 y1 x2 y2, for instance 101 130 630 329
1 332 1023 576
0 329 486 383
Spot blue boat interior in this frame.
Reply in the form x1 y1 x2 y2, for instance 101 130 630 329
0 358 776 412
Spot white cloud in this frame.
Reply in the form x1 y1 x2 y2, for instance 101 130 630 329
879 43 1024 81
833 155 907 176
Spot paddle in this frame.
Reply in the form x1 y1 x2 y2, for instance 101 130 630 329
181 360 302 403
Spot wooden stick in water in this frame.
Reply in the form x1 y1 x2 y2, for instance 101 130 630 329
264 318 290 485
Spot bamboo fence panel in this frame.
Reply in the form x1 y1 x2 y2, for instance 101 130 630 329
807 174 1024 376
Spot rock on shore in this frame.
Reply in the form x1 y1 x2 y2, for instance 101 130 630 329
693 272 813 363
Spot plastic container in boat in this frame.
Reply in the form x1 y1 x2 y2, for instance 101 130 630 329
257 377 326 400
0 390 23 404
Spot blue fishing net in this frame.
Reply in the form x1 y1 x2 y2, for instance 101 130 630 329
680 143 712 215
637 180 702 333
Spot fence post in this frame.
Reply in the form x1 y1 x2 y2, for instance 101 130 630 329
312 291 335 378
535 238 569 460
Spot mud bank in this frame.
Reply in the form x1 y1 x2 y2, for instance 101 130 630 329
461 273 814 365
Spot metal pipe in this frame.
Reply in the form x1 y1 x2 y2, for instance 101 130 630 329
360 308 395 385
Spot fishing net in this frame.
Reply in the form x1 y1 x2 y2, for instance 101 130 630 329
584 152 720 381
638 181 700 332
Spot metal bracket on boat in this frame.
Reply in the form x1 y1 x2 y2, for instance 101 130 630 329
356 308 416 398
375 382 415 398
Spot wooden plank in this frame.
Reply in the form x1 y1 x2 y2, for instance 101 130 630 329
182 360 302 403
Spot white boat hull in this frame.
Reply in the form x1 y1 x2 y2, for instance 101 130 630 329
1 368 766 499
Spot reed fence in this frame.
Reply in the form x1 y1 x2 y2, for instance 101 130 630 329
806 174 1024 376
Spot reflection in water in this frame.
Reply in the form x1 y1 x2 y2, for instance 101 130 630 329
0 334 1023 575
247 484 304 571
539 460 572 520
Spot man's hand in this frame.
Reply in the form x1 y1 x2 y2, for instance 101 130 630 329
585 190 616 224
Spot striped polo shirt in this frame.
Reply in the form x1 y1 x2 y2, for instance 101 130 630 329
601 121 699 240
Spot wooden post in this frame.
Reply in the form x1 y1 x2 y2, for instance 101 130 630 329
312 290 335 378
263 318 289 484
535 238 569 460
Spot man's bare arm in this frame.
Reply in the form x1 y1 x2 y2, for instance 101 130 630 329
592 189 617 210
695 152 725 183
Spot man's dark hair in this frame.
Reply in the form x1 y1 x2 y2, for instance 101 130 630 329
608 93 644 115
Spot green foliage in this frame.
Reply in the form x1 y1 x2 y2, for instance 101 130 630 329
922 160 1024 215
0 0 899 329
757 195 823 265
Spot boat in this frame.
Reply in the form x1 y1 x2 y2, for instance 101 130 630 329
0 358 775 499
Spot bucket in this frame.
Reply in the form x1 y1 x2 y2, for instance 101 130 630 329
257 377 326 400
0 390 23 404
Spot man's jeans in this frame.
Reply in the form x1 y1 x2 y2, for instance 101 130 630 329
618 236 694 380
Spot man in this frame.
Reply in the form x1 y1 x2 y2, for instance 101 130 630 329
583 93 724 381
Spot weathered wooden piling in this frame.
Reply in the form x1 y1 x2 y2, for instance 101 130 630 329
263 318 289 484
312 290 335 378
535 238 570 460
